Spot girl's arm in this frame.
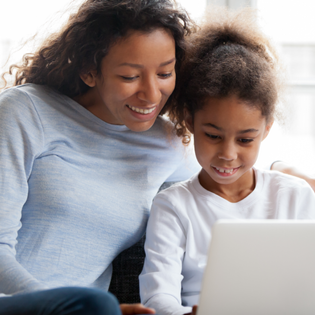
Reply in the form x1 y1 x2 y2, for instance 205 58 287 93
271 161 315 191
120 304 155 314
139 194 192 315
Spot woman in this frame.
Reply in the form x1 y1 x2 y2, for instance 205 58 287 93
0 0 197 313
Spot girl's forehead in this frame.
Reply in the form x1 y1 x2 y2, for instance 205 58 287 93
197 96 267 127
202 96 262 115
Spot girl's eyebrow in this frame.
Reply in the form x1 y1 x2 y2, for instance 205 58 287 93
203 123 222 130
118 58 176 69
238 128 259 134
203 123 259 134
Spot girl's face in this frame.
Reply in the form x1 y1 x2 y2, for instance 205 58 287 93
186 95 273 198
77 28 176 132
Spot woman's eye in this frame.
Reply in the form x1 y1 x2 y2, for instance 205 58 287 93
158 72 173 78
206 134 220 140
239 138 253 144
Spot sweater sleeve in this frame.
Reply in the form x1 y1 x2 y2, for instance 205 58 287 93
0 88 48 294
139 194 192 315
164 141 201 183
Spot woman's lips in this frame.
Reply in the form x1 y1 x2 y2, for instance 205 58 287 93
126 104 156 115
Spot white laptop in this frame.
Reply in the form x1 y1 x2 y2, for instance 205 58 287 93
197 220 315 315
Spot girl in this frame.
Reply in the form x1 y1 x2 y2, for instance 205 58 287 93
139 6 315 315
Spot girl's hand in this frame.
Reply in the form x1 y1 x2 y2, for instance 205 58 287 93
184 305 198 315
120 303 156 315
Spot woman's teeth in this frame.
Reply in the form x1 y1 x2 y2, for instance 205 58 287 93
127 105 155 115
214 167 235 174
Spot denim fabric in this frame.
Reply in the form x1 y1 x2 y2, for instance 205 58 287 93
0 287 121 315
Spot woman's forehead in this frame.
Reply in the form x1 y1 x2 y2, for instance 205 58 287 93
103 28 176 66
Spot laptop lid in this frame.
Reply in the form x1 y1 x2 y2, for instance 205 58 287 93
197 220 315 315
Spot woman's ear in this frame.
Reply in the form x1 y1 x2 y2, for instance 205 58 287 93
79 70 97 88
262 119 274 141
184 108 194 134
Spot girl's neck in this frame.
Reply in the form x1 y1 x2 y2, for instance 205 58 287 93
198 168 256 203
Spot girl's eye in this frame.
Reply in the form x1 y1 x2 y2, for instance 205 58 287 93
239 138 253 144
120 76 138 81
158 72 173 78
206 134 220 140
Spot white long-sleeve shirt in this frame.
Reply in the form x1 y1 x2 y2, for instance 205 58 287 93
139 168 315 315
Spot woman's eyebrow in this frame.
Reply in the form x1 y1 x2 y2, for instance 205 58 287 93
160 57 176 66
118 58 176 69
118 63 144 69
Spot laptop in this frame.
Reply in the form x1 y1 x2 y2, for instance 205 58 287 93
197 220 315 315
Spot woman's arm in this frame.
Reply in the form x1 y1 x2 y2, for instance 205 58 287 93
0 88 47 294
271 161 315 191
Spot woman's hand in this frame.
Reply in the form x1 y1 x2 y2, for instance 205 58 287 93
271 161 315 192
184 305 198 315
120 303 155 315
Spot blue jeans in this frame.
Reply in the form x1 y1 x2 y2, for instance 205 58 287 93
0 287 121 315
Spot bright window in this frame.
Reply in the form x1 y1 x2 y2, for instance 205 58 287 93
0 0 313 174
255 0 315 173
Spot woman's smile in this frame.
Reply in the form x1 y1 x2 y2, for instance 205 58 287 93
126 104 157 115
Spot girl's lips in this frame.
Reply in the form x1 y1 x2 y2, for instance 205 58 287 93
212 166 240 177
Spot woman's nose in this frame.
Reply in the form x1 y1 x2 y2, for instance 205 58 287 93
137 77 161 105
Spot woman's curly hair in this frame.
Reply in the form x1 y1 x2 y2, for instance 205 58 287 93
2 0 195 103
168 6 284 144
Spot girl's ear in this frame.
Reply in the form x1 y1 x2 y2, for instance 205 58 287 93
185 109 194 134
262 120 274 141
79 70 97 88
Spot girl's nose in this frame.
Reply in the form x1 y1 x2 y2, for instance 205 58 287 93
217 141 237 161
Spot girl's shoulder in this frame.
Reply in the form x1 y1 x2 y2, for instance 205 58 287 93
153 173 199 206
255 167 313 193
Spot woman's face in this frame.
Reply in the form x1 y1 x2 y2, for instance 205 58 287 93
78 28 176 132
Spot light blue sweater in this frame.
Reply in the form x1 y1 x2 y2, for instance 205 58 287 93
0 84 199 295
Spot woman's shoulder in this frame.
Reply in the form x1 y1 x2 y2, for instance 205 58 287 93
150 115 175 135
149 115 192 151
0 84 48 119
1 83 51 96
0 84 65 107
